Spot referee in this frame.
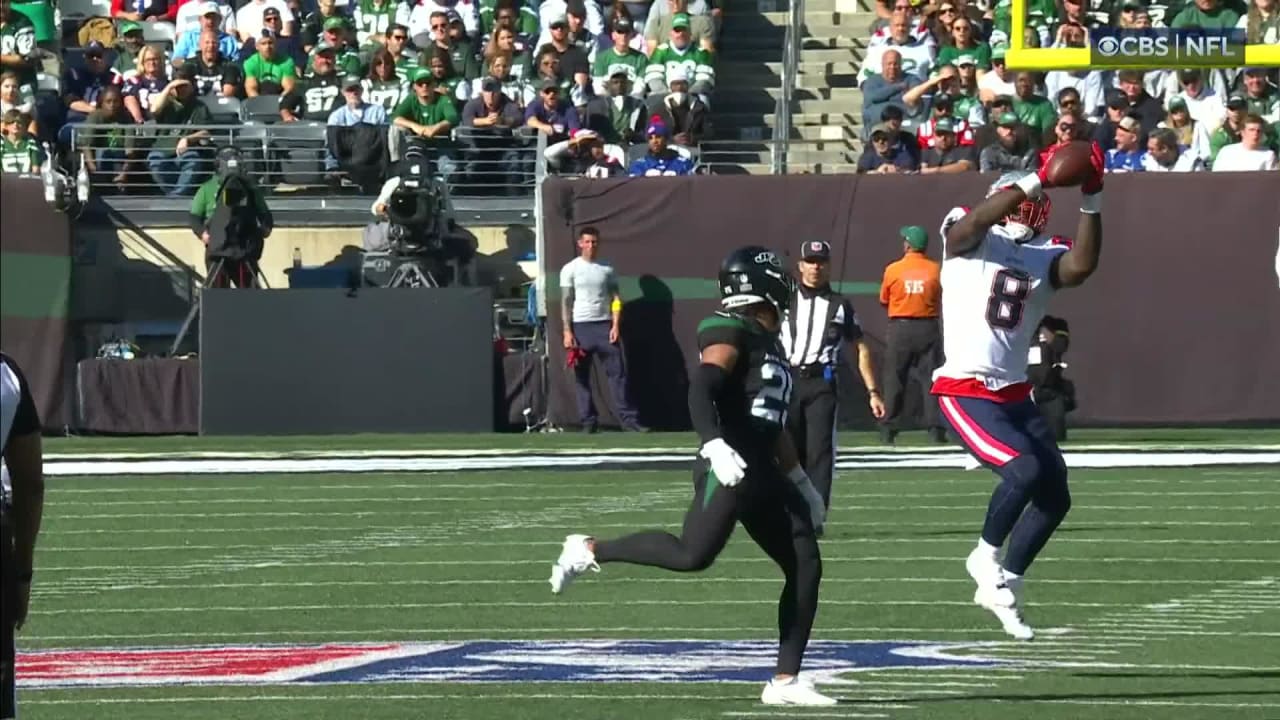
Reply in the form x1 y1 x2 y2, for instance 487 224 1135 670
877 226 945 445
781 241 886 509
1 352 45 720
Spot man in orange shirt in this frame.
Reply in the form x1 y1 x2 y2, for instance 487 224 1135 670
879 225 945 445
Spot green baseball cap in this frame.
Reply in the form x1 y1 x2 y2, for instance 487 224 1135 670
991 44 1008 60
997 111 1020 126
118 19 142 34
410 66 434 83
323 15 348 31
672 12 691 28
900 226 928 251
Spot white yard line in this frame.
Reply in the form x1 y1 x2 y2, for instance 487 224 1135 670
37 537 1280 553
44 489 1280 507
28 555 1280 573
47 504 1277 521
40 449 1280 476
31 577 1260 594
31 599 1136 616
43 476 1280 494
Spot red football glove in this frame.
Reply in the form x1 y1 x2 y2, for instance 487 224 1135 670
1035 148 1057 189
1081 141 1105 195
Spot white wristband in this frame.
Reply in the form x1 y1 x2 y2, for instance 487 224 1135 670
1080 192 1103 214
1013 173 1043 199
787 466 810 485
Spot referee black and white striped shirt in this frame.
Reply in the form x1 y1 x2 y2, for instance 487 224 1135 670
780 242 863 373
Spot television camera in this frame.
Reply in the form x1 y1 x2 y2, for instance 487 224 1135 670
363 151 471 288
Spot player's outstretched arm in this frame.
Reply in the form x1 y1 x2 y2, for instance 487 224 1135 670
944 174 1045 258
1052 144 1105 289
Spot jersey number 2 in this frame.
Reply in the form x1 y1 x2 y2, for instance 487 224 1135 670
986 269 1031 330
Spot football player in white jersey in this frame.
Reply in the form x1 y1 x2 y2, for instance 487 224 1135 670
930 143 1105 640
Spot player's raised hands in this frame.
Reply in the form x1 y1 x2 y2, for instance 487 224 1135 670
1081 141 1105 195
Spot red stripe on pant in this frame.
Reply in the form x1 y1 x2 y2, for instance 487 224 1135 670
937 395 1020 467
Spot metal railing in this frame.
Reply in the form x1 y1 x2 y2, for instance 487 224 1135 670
772 0 806 174
68 123 550 198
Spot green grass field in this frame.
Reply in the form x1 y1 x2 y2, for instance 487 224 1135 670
17 431 1280 719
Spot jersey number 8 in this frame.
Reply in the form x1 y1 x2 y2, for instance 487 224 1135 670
986 269 1032 330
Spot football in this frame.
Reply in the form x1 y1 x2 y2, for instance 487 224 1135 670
1042 140 1095 188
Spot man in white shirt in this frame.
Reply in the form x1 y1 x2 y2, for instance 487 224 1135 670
1212 114 1279 172
237 0 295 42
1165 68 1225 130
559 227 646 433
176 0 237 35
1142 128 1205 172
978 46 1016 104
860 12 935 81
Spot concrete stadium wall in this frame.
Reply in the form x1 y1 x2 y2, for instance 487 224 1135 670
71 223 538 329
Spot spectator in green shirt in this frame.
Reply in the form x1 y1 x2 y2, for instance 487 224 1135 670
1012 71 1056 137
244 34 299 96
0 107 42 173
0 3 37 92
390 66 459 179
936 17 991 71
1171 0 1241 27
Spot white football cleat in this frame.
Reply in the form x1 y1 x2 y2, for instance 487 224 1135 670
761 676 838 706
966 548 1034 640
549 534 600 594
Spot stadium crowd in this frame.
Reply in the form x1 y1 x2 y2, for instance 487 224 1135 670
855 0 1279 174
0 0 718 194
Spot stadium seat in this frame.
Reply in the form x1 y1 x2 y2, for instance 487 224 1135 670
59 0 111 19
240 95 284 124
140 21 176 51
35 72 60 94
269 123 328 186
200 95 242 125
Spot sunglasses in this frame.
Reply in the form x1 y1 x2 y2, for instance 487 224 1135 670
541 88 558 94
390 34 407 40
1060 98 1078 105
431 23 447 29
1058 122 1076 130
940 6 956 12
265 15 280 21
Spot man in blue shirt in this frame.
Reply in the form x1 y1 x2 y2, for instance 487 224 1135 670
172 2 240 65
856 122 920 174
627 118 694 176
59 41 123 147
1105 115 1147 173
524 77 579 143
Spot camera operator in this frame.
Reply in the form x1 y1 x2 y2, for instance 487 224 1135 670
365 145 473 284
189 147 273 288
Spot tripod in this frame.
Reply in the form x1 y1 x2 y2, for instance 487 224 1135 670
169 257 270 356
387 259 440 288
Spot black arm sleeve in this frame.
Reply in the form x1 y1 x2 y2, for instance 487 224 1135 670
688 363 728 445
189 212 205 237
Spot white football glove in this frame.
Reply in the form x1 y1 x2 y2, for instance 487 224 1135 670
788 466 827 536
699 438 748 487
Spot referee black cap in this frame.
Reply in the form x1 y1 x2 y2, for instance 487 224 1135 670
800 240 831 262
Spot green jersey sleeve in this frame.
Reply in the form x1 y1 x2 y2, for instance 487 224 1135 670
696 312 750 353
